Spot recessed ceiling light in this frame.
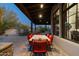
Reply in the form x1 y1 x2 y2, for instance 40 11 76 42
46 21 48 23
40 4 43 8
39 14 42 18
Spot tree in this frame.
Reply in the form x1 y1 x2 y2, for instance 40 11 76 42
3 10 19 29
19 24 28 30
18 23 30 35
0 7 5 34
0 7 30 35
0 7 19 35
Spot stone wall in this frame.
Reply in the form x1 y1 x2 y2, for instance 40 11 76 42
0 43 13 56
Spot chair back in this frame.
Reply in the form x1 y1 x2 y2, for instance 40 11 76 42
48 35 53 45
46 34 50 37
27 34 33 45
27 34 33 39
49 35 53 41
32 40 47 53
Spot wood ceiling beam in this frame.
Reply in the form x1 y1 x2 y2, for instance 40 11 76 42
29 6 51 13
31 16 50 20
30 11 50 16
15 3 51 25
27 4 47 9
15 3 31 19
27 4 40 9
30 9 50 16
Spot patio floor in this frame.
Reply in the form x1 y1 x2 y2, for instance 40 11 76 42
0 36 68 56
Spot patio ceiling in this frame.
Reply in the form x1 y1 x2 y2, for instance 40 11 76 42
15 3 56 25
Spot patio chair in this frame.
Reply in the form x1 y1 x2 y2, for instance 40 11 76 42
32 40 47 56
27 34 33 51
47 35 53 51
27 34 33 40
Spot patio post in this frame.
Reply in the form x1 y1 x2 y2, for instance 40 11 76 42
35 24 36 32
31 22 33 33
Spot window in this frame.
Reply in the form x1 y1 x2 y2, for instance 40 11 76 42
77 4 79 29
67 4 76 40
65 4 79 43
67 3 73 8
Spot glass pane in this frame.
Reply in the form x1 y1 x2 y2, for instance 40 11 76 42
69 14 76 23
67 4 69 8
78 4 79 12
67 11 69 18
77 17 79 29
69 5 76 16
67 18 69 23
67 3 73 8
69 23 76 30
56 10 59 15
69 3 73 6
67 11 69 23
77 13 79 18
69 24 76 39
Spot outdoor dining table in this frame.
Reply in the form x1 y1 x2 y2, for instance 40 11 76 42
29 35 51 42
28 35 51 55
28 34 53 54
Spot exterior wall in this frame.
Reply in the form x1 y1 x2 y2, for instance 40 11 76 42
53 35 79 56
51 3 67 38
51 3 79 56
51 4 59 35
51 4 64 37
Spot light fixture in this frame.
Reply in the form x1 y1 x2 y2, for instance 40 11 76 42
39 14 42 18
46 21 48 24
40 4 43 8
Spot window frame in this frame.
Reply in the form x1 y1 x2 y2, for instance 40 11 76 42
64 3 79 43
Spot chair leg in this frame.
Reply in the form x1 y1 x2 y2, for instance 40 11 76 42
42 52 46 56
46 52 48 56
30 52 33 56
32 53 38 56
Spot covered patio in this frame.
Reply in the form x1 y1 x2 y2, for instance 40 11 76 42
0 3 79 56
0 36 67 56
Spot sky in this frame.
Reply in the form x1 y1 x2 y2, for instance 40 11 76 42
0 3 51 28
0 3 32 26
